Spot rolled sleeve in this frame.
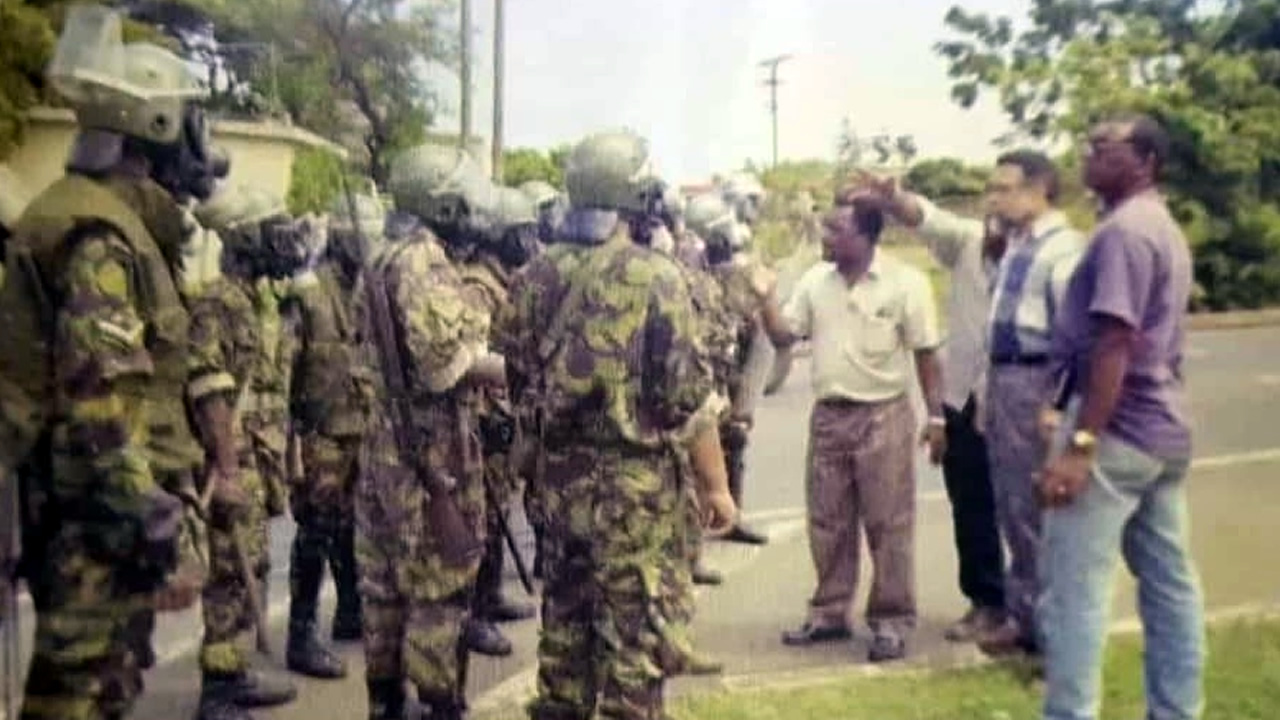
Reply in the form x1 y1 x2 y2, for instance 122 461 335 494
901 266 942 350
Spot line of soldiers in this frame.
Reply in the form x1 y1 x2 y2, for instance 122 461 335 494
0 7 793 720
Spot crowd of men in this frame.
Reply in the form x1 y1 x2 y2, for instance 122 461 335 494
0 5 1204 720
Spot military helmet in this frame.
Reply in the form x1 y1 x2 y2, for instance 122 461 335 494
721 171 767 226
48 4 206 146
518 180 559 208
386 143 499 231
0 165 33 232
685 193 738 240
329 191 387 237
563 130 664 215
495 186 537 228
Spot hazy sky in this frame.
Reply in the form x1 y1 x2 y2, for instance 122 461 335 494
425 0 1031 183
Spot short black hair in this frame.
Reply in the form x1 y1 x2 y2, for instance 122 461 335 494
995 149 1061 202
1118 113 1170 174
831 196 885 243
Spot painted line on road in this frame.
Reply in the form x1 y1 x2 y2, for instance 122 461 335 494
1189 447 1280 470
470 516 809 716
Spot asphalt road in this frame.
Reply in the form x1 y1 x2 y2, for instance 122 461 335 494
3 326 1278 720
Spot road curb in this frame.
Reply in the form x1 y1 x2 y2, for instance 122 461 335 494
670 602 1280 701
1187 308 1280 331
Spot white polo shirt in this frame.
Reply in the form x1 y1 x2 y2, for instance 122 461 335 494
783 251 941 403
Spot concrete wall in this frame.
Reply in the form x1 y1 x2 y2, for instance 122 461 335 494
5 107 344 201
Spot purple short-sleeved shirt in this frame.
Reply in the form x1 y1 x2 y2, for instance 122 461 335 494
1051 191 1193 458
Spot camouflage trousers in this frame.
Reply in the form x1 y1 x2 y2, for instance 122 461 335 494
530 446 690 720
21 469 203 720
476 454 522 609
244 408 290 519
355 460 485 703
200 459 271 675
290 434 361 633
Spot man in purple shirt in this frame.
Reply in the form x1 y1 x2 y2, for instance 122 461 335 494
1038 114 1204 720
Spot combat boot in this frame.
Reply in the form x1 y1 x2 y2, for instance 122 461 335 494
483 595 536 623
367 678 407 720
193 693 254 720
463 617 513 657
201 669 298 709
286 624 347 679
418 690 467 720
331 610 363 642
692 564 723 585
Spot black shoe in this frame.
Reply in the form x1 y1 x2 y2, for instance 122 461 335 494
692 565 723 585
203 670 297 709
367 678 407 720
484 596 536 623
867 634 907 663
780 622 853 647
464 619 513 657
418 691 467 720
194 695 254 720
331 613 363 642
286 633 347 679
722 524 768 545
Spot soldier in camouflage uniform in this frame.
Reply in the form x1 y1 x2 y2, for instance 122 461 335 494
686 191 780 546
0 9 234 718
190 185 314 719
357 144 508 720
281 191 385 680
458 185 541 658
498 130 738 720
519 180 567 246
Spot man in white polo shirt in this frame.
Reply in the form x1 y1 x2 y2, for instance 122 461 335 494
757 198 945 662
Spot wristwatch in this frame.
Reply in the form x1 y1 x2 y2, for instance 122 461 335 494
1069 429 1097 454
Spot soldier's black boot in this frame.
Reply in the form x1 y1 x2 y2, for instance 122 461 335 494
286 622 347 679
201 670 297 709
692 563 723 585
463 616 513 657
330 522 363 642
367 678 407 720
475 527 535 624
721 440 768 545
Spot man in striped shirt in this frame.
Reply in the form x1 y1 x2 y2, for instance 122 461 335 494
858 151 1085 655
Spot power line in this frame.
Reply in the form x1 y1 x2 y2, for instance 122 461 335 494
759 54 792 169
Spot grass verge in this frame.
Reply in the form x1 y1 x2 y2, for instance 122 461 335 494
671 617 1280 720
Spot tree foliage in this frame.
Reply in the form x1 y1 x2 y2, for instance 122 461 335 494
500 145 568 188
936 0 1280 309
903 157 989 200
0 0 56 161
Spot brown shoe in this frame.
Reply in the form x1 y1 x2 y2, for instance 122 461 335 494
975 617 1033 657
945 606 1004 643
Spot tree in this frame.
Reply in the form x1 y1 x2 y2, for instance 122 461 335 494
0 0 56 161
903 158 988 201
895 135 919 166
834 117 863 175
153 0 460 185
501 147 563 187
870 133 894 166
935 0 1280 309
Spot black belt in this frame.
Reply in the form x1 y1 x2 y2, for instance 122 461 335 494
990 353 1049 367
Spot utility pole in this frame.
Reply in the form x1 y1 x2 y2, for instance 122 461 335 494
459 0 472 151
491 0 505 181
759 54 791 169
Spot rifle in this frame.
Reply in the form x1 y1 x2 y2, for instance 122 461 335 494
1 465 19 720
480 474 533 596
340 178 482 569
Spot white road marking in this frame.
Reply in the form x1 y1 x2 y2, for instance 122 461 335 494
1255 374 1280 387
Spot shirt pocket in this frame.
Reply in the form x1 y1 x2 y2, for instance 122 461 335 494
845 312 901 361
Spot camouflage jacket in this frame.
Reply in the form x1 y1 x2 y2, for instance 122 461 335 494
675 262 736 413
707 255 763 393
498 231 724 453
361 230 489 483
240 277 298 423
290 263 374 439
184 275 260 451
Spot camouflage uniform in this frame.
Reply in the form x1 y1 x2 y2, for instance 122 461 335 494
186 275 267 676
356 230 489 718
458 255 527 619
9 173 210 720
288 260 372 661
501 217 724 720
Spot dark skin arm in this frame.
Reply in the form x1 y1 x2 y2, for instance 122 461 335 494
914 348 947 465
1038 315 1134 507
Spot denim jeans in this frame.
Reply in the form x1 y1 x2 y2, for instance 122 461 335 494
1039 404 1205 720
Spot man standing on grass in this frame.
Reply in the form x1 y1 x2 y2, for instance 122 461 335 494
1038 113 1203 720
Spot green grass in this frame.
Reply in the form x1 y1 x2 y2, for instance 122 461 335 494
671 618 1280 720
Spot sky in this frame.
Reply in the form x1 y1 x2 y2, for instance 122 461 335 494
423 0 1033 184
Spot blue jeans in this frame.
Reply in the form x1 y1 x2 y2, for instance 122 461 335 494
1039 419 1205 720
